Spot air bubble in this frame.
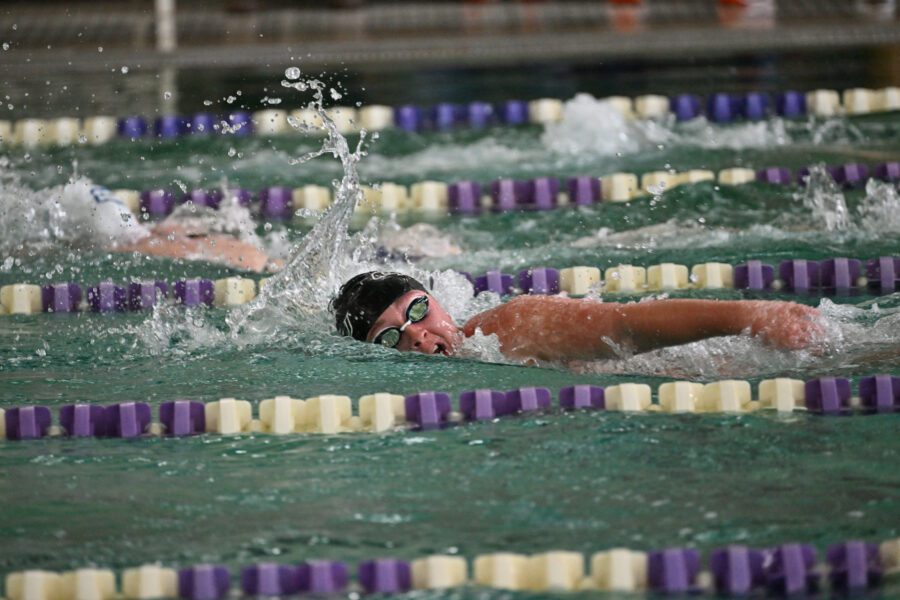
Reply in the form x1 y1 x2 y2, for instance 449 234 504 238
2 43 9 51
285 66 301 80
121 66 129 74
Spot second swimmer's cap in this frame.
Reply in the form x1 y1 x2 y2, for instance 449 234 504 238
330 271 426 341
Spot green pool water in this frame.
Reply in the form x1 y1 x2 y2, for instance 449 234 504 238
1 101 899 596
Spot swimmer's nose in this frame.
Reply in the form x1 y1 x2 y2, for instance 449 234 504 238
405 323 434 353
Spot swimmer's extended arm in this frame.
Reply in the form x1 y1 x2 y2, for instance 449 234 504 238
114 231 278 273
462 296 822 361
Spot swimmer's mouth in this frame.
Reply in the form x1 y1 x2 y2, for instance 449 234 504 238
434 343 448 356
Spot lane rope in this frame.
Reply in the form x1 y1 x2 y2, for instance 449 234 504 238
2 254 897 316
3 538 899 597
70 161 900 220
2 86 899 148
2 376 898 442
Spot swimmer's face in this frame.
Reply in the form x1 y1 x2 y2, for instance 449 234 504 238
366 291 462 356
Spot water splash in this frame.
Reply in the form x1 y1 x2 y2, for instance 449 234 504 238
377 222 461 260
165 189 261 246
572 333 811 380
542 94 791 157
361 137 539 180
542 93 672 156
680 116 790 150
795 164 851 232
222 73 375 347
0 163 148 254
795 165 900 236
808 117 865 146
858 178 900 232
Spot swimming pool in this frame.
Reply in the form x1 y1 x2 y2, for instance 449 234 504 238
1 77 899 597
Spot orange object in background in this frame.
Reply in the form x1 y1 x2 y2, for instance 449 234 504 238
609 2 645 33
718 0 775 29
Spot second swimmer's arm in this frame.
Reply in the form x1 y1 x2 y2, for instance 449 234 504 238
114 231 274 273
462 296 822 361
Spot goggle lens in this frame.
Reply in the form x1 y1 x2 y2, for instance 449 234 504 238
377 328 401 348
407 296 429 321
372 295 430 349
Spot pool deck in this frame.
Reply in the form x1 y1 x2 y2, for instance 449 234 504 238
0 0 898 72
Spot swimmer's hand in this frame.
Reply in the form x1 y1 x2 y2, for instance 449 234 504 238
742 301 824 351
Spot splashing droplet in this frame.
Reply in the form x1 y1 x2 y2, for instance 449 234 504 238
285 67 301 80
120 66 129 74
796 165 851 232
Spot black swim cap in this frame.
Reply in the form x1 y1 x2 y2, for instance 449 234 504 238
331 271 427 341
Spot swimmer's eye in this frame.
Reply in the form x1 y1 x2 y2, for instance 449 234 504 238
371 295 429 349
407 295 429 322
374 328 401 348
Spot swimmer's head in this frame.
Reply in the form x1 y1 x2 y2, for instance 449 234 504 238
331 271 461 356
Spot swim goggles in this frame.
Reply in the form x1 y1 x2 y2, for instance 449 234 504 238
372 295 429 348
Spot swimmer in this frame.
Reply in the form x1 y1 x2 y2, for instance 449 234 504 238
70 183 280 272
114 219 279 273
331 271 823 361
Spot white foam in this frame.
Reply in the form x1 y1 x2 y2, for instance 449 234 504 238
541 94 791 156
858 178 900 232
378 222 462 260
542 94 672 156
795 165 851 232
361 137 539 180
